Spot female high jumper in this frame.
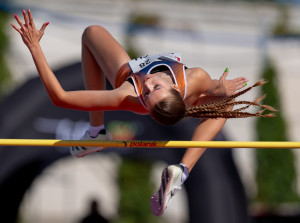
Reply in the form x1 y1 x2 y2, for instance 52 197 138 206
12 10 275 216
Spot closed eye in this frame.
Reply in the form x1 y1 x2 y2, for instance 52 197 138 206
144 85 161 101
154 85 161 90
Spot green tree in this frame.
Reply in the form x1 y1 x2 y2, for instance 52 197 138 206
0 10 11 98
255 58 299 207
115 159 159 223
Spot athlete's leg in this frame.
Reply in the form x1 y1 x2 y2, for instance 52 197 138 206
81 41 104 126
71 26 131 157
81 25 130 126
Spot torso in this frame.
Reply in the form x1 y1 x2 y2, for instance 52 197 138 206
114 51 212 114
118 66 201 115
128 60 187 110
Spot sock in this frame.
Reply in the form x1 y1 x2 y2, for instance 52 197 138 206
89 124 105 137
179 163 189 183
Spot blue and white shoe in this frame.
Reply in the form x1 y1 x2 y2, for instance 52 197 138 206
70 129 111 158
150 164 184 216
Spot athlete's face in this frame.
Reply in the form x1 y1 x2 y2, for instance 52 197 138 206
142 73 180 111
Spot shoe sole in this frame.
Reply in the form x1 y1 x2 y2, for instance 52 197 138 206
72 134 112 158
73 146 106 158
150 166 174 216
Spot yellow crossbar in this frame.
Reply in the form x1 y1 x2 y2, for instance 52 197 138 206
0 139 300 148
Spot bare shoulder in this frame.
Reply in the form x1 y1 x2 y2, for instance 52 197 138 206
114 81 148 114
186 67 212 91
184 67 213 105
186 67 209 82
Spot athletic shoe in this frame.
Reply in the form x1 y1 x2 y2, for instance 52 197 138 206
150 164 184 216
70 129 111 158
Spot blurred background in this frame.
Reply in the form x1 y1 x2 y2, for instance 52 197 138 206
0 0 300 222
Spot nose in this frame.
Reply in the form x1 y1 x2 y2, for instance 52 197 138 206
143 75 151 87
143 77 151 95
144 74 152 82
144 80 150 90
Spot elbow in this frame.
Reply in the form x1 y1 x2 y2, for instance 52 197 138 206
51 97 63 108
50 90 67 108
52 98 63 107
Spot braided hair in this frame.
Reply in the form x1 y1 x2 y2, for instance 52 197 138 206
150 79 276 125
185 79 277 119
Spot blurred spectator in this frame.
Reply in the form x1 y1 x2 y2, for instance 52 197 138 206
79 199 109 223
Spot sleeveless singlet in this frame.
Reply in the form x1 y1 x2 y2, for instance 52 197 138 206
115 54 187 110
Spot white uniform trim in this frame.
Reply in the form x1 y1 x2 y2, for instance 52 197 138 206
128 76 147 111
128 53 182 73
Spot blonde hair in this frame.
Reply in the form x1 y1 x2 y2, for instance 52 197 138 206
151 88 186 125
151 80 276 125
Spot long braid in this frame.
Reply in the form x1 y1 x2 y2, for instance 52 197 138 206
232 95 266 112
186 80 267 111
186 110 275 119
194 99 273 112
187 79 267 112
185 80 277 119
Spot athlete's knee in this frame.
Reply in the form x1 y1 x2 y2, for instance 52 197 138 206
82 25 107 44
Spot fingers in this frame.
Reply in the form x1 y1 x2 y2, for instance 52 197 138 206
40 22 50 34
11 23 22 35
22 9 29 27
235 77 248 90
13 14 25 30
222 68 248 87
12 10 49 35
235 77 248 84
12 9 38 30
27 9 35 28
12 10 29 33
221 67 229 80
236 82 247 91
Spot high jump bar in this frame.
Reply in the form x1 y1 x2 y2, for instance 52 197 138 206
0 139 300 149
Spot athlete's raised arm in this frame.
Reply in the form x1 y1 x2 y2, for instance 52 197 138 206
11 10 125 111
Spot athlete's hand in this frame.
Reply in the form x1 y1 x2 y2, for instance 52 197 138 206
219 68 248 96
11 9 49 51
